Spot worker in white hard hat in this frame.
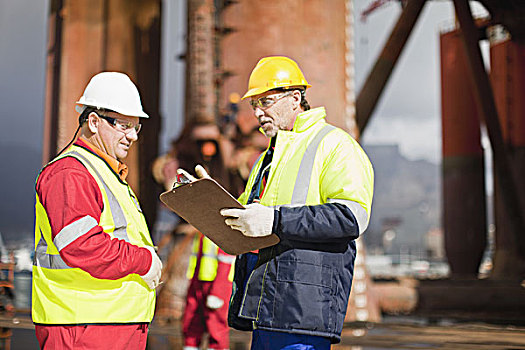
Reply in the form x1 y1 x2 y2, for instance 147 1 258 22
219 56 374 349
32 72 162 350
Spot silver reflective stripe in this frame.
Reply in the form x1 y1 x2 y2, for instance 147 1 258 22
290 125 336 205
69 151 130 242
54 215 98 251
217 254 235 264
328 198 369 234
33 230 72 269
202 253 218 258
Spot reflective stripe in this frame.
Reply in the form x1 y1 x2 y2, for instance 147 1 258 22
218 254 235 264
33 230 71 269
54 215 98 251
202 252 218 258
69 151 129 242
328 198 369 234
291 125 336 205
129 191 142 213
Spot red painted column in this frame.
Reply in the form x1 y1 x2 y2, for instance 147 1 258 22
440 29 487 276
490 37 525 277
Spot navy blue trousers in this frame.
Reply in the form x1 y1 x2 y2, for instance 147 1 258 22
251 329 331 350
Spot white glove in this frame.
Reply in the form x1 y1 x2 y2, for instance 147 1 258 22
206 295 224 309
140 246 163 290
220 203 274 237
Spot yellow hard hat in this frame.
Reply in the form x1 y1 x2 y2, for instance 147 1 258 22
242 56 311 99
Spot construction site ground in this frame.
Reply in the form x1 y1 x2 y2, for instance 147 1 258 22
4 314 525 349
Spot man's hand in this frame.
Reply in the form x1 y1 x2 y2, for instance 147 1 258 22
176 164 210 183
194 164 210 179
220 203 274 237
140 246 163 290
206 295 224 309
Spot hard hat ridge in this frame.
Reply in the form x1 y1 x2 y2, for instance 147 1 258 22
75 72 149 118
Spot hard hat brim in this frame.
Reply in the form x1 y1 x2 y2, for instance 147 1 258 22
241 83 311 100
75 102 149 118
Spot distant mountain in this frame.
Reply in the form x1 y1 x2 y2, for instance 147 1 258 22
0 142 41 243
362 144 441 256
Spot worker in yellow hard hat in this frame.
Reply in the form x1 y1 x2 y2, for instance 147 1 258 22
219 56 375 349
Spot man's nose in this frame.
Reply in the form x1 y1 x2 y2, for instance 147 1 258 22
253 107 265 119
127 128 139 141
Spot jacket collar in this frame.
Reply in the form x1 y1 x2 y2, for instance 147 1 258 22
291 107 326 133
75 137 129 181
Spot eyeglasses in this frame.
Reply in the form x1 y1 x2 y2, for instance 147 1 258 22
97 114 142 134
250 91 293 110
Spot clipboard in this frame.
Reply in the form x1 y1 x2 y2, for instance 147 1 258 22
159 178 280 255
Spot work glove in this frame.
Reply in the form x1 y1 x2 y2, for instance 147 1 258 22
140 246 163 290
176 164 210 184
220 203 274 237
206 295 224 309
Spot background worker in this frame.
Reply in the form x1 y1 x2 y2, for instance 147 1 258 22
220 56 374 349
182 232 234 350
32 72 162 350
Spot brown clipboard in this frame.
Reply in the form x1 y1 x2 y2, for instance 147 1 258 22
159 178 280 255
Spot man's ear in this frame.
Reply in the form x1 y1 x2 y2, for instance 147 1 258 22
87 112 99 134
291 90 302 109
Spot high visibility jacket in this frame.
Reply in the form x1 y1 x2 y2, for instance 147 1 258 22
187 234 234 282
228 107 374 343
32 144 156 324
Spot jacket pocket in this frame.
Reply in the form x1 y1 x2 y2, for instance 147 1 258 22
272 259 334 333
277 259 332 289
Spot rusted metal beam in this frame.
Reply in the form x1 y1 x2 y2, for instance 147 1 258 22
356 0 427 133
453 0 525 257
42 0 64 164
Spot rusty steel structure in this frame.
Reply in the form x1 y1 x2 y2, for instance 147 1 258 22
356 0 427 132
357 0 525 278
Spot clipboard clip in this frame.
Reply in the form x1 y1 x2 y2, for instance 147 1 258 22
173 172 193 188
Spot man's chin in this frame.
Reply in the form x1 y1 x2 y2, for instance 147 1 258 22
116 150 129 160
262 127 277 138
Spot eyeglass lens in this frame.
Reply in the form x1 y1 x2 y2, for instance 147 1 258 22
250 92 291 110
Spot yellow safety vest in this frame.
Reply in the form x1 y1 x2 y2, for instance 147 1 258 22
187 234 234 282
32 144 156 324
239 107 373 232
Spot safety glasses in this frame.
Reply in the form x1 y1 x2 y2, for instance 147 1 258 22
249 91 293 110
97 114 142 134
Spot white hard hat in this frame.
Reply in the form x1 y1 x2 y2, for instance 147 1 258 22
75 72 149 118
